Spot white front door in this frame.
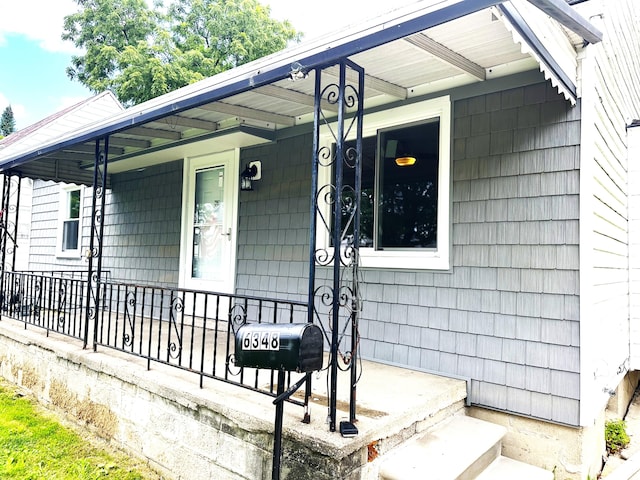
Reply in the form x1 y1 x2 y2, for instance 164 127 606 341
180 150 239 294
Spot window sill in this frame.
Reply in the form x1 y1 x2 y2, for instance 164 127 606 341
55 252 82 260
318 246 450 271
359 249 450 270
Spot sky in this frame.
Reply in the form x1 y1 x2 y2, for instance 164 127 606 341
0 0 417 131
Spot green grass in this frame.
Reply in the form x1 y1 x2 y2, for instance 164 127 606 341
0 381 159 479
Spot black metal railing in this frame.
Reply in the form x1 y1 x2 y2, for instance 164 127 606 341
0 270 310 404
1 271 89 340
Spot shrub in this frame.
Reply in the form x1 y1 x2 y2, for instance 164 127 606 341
605 419 630 454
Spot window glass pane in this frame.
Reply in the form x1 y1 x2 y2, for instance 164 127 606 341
192 167 224 280
378 120 439 249
341 137 376 247
62 220 79 251
68 190 80 219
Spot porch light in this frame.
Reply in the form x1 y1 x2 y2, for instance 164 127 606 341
240 161 261 191
395 156 417 167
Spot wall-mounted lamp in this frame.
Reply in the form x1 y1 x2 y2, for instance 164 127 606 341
395 156 417 167
240 161 262 191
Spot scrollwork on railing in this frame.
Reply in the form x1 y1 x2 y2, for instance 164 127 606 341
168 294 183 359
32 278 42 321
123 290 136 348
228 303 247 335
56 281 67 329
226 353 242 377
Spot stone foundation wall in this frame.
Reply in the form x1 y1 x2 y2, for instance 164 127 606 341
0 321 368 480
467 407 604 479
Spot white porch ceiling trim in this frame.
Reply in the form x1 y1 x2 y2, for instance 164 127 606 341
496 1 578 105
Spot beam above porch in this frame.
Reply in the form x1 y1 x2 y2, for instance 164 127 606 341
0 0 602 178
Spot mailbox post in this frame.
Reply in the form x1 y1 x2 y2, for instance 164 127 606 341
234 323 323 480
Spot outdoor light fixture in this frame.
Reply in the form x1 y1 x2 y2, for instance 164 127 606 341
395 156 417 167
240 161 261 191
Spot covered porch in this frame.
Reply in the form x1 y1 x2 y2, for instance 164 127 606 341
0 0 605 478
0 305 469 479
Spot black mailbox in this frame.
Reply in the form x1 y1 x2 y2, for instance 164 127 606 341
234 323 323 372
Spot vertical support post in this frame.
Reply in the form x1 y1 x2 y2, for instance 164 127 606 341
85 137 108 349
11 175 21 273
0 175 10 306
349 67 365 424
0 173 21 274
310 59 364 433
327 62 347 433
304 65 325 423
0 175 9 275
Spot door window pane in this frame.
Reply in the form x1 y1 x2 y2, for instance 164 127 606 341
192 167 224 280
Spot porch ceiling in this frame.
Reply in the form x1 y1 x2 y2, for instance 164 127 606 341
0 0 600 184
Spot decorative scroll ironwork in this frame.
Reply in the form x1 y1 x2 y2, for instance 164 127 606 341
123 290 136 348
86 137 109 349
0 174 21 274
57 281 67 329
168 293 184 359
229 302 247 334
309 59 365 431
226 302 248 377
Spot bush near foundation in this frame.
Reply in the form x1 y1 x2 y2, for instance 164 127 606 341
605 419 630 455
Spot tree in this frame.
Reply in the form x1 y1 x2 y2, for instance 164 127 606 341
0 106 16 137
62 0 299 105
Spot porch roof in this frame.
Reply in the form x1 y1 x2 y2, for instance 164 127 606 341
0 0 601 185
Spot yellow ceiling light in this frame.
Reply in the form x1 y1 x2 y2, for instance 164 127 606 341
395 156 417 167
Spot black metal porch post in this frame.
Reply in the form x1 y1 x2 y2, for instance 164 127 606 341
0 175 8 275
327 62 347 433
310 59 364 432
350 66 364 424
11 175 21 273
0 174 21 274
84 137 108 349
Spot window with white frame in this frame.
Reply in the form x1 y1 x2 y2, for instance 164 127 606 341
57 186 83 257
319 96 451 270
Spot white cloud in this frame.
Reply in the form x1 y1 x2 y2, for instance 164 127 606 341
0 0 81 53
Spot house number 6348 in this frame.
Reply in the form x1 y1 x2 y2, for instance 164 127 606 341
241 331 280 350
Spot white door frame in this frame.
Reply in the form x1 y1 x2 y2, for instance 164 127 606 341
179 149 239 294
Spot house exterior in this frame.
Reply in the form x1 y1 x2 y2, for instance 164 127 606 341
0 91 123 270
0 0 639 478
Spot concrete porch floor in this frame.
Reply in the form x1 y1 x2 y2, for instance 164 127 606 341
0 315 468 478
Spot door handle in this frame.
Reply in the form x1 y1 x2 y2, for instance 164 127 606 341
221 228 232 240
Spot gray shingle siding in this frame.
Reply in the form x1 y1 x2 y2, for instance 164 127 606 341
29 161 184 285
28 81 580 426
100 161 183 286
237 82 581 425
235 134 312 302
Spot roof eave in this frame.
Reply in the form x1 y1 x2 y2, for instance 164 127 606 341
526 0 603 44
0 0 601 171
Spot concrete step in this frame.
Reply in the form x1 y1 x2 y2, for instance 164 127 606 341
378 415 506 480
475 455 553 480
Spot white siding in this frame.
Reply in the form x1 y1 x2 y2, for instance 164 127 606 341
629 127 640 367
578 0 640 425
